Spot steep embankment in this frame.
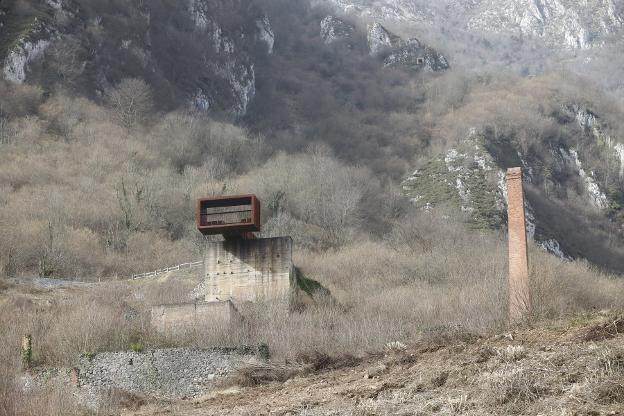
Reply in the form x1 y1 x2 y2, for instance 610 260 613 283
125 312 624 415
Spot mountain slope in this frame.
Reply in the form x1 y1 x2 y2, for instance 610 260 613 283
467 0 623 49
402 77 624 269
318 0 624 50
0 0 274 115
1 0 624 276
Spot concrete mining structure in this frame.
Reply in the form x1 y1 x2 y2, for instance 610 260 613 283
151 195 294 335
196 194 260 238
506 167 531 321
203 236 293 303
151 301 241 334
196 194 293 303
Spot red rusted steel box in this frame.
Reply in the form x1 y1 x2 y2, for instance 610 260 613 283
196 195 261 236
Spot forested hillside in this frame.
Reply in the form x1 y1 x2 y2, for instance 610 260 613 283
0 0 623 275
3 1 624 415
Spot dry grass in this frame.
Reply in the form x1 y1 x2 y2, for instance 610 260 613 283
1 210 624 414
120 313 624 415
1 381 83 416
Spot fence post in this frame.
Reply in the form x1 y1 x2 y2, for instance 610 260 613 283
129 260 204 280
507 167 531 322
21 334 32 370
71 367 80 387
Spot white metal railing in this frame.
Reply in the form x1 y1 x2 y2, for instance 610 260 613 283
131 261 203 280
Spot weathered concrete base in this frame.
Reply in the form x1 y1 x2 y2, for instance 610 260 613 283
202 237 293 303
151 301 240 335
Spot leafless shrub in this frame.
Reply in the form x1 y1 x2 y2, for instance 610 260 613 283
0 83 44 118
239 148 384 247
45 35 86 89
593 380 624 404
2 380 84 416
488 368 548 405
106 78 154 129
579 317 624 342
99 388 147 411
0 118 15 144
530 248 624 319
228 363 301 387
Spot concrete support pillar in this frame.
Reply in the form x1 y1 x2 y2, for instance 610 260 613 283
507 167 531 322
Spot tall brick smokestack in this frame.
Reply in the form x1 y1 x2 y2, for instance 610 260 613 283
507 167 531 321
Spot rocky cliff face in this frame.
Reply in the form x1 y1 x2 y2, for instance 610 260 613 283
319 17 448 71
0 0 274 116
402 105 624 264
320 15 356 45
318 0 624 50
467 0 623 49
367 23 448 70
315 0 437 23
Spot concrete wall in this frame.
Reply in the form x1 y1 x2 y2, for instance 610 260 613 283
78 347 264 401
151 237 294 336
151 301 240 335
203 236 293 303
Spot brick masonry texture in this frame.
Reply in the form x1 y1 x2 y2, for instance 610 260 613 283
507 167 531 321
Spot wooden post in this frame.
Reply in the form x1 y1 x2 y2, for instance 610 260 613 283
71 367 81 387
507 168 531 322
21 334 32 370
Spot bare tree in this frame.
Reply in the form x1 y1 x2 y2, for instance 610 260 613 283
0 118 14 144
106 78 154 128
47 35 86 88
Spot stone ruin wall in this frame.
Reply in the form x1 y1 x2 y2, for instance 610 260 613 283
151 300 241 335
150 237 294 335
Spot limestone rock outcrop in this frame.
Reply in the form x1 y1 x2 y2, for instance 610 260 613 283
0 0 274 116
320 15 356 45
466 0 624 50
367 23 449 71
320 0 624 50
367 22 402 56
402 105 624 264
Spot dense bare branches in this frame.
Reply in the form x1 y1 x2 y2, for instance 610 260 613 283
106 78 154 129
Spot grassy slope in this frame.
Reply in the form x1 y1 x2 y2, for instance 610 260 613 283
125 311 624 415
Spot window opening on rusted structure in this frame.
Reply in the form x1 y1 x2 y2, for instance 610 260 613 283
196 195 260 239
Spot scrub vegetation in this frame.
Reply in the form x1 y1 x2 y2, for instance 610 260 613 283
1 0 624 414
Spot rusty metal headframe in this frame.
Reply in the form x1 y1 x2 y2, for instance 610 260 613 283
196 194 260 239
